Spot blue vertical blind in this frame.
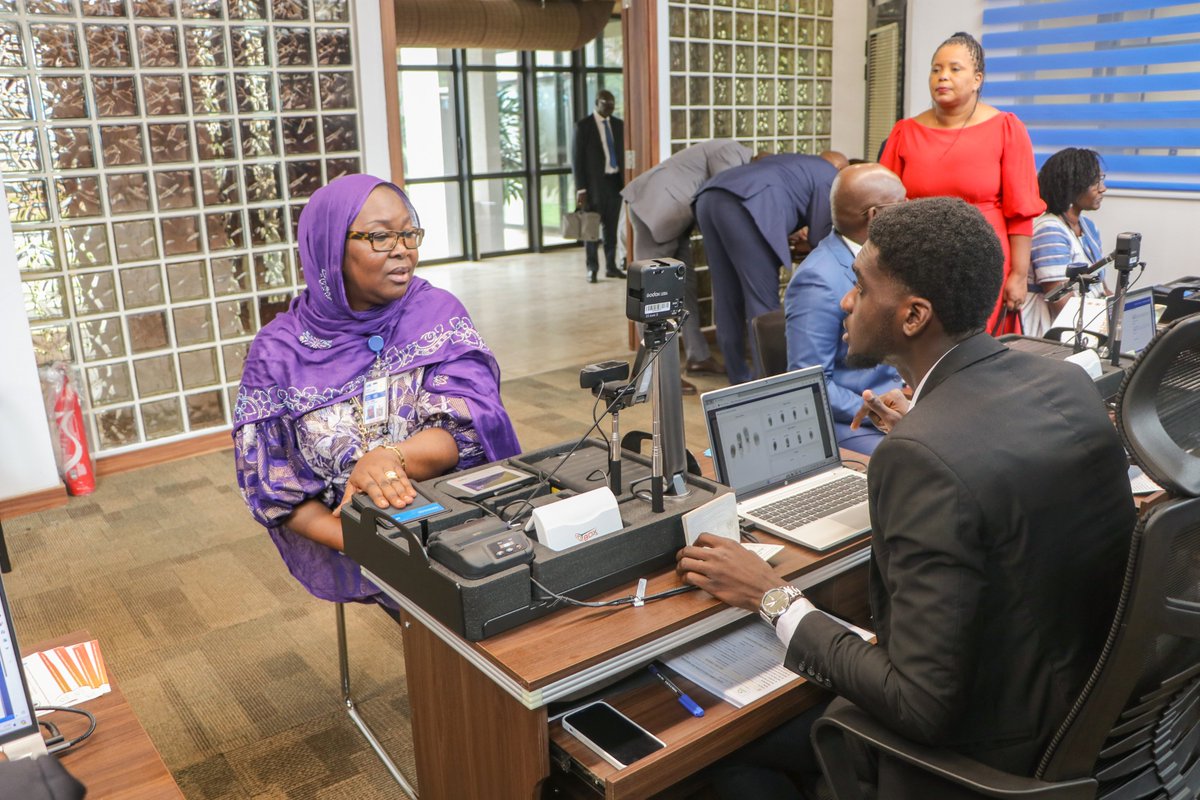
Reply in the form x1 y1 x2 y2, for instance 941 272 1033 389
983 0 1200 191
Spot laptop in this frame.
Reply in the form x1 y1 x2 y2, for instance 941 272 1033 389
701 366 870 551
1110 287 1157 356
0 573 45 760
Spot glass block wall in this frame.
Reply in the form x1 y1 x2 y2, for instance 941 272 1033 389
0 0 362 453
665 0 834 156
663 0 834 328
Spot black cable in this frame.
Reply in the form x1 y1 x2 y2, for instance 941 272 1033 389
841 457 868 472
530 576 696 609
1077 263 1146 337
505 315 687 527
35 705 97 754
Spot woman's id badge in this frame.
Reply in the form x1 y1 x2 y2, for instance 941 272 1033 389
361 376 388 426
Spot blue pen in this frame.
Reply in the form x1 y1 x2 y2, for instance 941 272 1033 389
648 662 704 717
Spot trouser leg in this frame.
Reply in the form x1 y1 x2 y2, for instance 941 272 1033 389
596 175 623 274
696 190 779 383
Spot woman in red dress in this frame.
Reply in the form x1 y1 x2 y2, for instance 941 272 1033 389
881 32 1044 335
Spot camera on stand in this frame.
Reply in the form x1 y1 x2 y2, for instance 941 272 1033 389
578 259 689 508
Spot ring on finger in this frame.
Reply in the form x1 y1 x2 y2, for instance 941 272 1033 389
384 470 399 482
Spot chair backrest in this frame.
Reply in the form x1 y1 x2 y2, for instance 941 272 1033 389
1036 314 1200 795
751 309 788 378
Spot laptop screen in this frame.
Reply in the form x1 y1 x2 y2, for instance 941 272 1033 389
703 366 838 497
1110 287 1156 355
0 574 37 750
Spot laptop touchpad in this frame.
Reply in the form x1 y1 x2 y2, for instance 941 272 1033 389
830 504 869 530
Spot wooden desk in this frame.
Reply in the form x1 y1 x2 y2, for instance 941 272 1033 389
367 526 869 799
24 632 182 800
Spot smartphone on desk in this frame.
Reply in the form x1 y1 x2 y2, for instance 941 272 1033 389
561 701 665 770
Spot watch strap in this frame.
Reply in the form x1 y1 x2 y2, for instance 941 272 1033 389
759 584 803 626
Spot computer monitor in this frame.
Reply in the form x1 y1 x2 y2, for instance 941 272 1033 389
1110 287 1157 356
0 573 45 760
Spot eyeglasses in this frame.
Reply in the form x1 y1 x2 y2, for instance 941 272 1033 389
346 229 425 251
1092 174 1107 188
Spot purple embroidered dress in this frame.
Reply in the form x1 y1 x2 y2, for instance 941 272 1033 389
233 174 520 604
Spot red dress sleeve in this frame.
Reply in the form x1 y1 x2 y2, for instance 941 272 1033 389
998 113 1045 238
879 120 905 176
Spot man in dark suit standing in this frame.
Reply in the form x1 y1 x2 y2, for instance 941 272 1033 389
572 90 625 283
694 153 840 383
677 197 1135 797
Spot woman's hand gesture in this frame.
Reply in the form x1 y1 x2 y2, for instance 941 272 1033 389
335 446 416 517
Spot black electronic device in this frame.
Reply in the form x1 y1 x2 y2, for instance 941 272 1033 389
426 517 534 579
1113 231 1141 272
579 360 630 390
441 464 537 500
1156 277 1200 324
626 258 686 324
342 445 733 640
380 490 446 526
561 701 665 770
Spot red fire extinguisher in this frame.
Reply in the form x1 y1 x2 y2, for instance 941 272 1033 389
52 367 95 496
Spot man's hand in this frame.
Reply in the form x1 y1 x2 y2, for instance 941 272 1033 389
851 388 910 433
676 534 782 611
575 189 588 208
788 226 812 260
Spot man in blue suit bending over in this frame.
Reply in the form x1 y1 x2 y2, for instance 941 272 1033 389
695 154 840 384
784 163 907 454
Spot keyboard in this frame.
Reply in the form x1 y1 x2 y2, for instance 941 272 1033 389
748 475 868 531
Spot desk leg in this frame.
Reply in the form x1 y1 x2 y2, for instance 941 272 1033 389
401 611 550 800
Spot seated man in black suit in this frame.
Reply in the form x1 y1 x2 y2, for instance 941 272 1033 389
677 197 1136 798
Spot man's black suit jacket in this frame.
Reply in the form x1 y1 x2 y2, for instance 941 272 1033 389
572 113 625 198
787 333 1135 784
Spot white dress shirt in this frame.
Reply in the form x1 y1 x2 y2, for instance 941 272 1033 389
593 112 620 175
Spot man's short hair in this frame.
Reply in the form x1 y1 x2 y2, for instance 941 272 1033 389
867 197 1003 335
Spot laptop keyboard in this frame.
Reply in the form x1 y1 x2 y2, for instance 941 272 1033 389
750 475 868 530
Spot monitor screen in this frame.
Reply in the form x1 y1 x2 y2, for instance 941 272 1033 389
1112 287 1156 356
0 574 39 753
704 368 837 496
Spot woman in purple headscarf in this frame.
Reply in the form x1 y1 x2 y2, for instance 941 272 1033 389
233 174 520 605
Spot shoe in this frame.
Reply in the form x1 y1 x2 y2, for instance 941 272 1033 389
587 270 598 283
605 266 627 279
680 379 698 396
685 356 723 376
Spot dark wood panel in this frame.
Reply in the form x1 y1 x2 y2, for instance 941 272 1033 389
401 610 551 800
550 672 831 800
624 0 659 179
96 430 231 477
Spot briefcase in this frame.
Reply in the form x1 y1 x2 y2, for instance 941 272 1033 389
562 209 601 242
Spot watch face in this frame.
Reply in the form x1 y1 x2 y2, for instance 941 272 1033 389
762 588 791 615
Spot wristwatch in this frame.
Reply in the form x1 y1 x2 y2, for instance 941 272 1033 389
759 585 804 627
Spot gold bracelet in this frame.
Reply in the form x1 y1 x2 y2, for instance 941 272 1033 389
383 444 407 473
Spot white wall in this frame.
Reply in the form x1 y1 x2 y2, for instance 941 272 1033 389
830 0 868 158
0 189 63 502
354 0 393 180
906 0 1198 284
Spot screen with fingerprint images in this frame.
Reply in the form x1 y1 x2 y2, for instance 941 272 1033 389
714 384 832 494
0 579 35 744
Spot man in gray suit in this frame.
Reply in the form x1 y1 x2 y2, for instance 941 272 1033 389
622 139 751 377
677 197 1134 797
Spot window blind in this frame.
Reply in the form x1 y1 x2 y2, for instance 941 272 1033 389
983 0 1200 191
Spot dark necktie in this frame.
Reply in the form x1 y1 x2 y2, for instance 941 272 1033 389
603 118 617 170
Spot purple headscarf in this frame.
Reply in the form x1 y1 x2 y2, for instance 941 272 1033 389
234 173 519 461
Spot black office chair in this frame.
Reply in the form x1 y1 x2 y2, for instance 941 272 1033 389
811 313 1200 800
751 308 788 378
